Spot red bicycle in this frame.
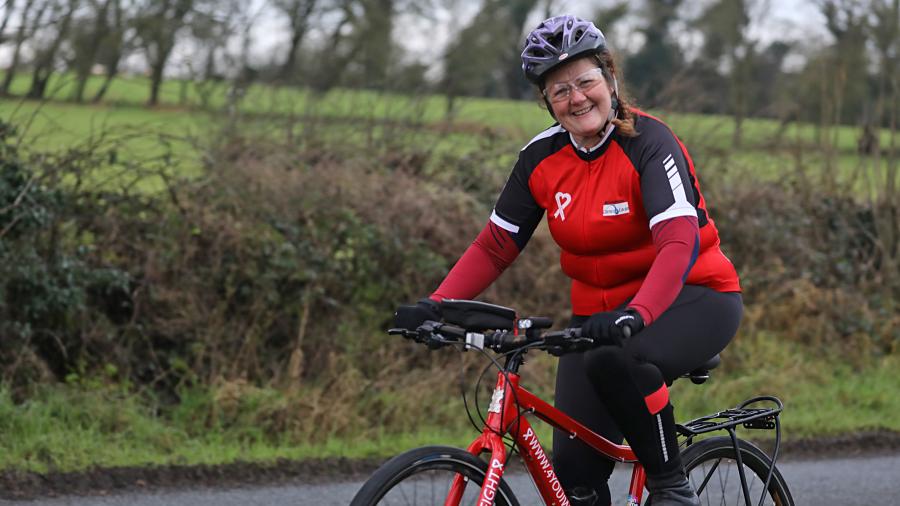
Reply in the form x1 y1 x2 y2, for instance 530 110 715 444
351 299 793 506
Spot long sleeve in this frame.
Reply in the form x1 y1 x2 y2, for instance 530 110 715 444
628 215 699 325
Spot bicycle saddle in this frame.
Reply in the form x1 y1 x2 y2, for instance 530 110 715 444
685 354 720 385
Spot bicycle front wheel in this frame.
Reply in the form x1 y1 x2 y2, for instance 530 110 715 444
681 436 794 506
350 445 520 506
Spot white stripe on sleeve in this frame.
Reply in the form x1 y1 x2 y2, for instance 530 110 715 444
648 153 697 228
490 210 520 234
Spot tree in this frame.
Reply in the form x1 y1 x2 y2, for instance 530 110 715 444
866 0 899 292
500 0 543 99
304 0 396 91
26 0 79 100
0 1 17 44
1 0 46 95
441 0 540 108
357 0 394 89
302 0 449 92
625 0 685 106
272 0 319 83
696 0 766 147
91 0 131 103
818 0 869 138
134 0 193 106
69 0 115 102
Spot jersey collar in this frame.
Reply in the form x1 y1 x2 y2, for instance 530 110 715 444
569 123 616 158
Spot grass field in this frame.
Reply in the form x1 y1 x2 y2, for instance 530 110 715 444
3 71 896 203
3 70 894 153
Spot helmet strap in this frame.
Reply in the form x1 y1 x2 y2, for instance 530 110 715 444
597 77 619 138
543 95 557 121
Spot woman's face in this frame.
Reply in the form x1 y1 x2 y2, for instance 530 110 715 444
544 58 614 148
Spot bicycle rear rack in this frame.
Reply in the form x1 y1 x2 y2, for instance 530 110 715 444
677 396 784 506
677 395 783 439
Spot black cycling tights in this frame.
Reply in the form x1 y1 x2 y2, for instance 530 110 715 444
552 285 742 505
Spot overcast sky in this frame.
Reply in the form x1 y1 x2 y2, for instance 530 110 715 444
0 0 835 78
193 0 831 69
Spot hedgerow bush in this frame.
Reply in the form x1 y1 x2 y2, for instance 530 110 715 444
0 115 896 443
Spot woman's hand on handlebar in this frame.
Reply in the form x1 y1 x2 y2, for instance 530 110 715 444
581 308 644 346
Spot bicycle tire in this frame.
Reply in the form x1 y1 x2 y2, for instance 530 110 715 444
350 445 520 506
681 436 794 506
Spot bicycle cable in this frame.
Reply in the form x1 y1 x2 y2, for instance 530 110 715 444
454 336 546 443
432 328 566 474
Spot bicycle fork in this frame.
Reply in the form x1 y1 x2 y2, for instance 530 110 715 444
451 373 577 506
446 373 519 506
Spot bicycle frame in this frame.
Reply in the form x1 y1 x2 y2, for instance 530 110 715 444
447 369 646 506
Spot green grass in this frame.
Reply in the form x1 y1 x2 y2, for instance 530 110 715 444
3 71 896 201
0 98 203 156
674 333 900 439
1 339 896 473
3 70 895 155
4 90 891 199
0 381 477 473
0 96 209 192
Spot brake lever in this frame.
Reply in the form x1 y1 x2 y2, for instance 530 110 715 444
543 328 593 354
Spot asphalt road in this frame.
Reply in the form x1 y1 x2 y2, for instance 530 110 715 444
2 452 898 506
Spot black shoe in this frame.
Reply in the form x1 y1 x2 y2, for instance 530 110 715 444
645 468 700 506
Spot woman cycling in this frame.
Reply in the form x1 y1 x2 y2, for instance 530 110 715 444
395 15 741 506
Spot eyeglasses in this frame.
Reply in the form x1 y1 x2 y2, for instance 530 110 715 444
543 68 606 103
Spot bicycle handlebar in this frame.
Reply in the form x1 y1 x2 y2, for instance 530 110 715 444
388 320 592 355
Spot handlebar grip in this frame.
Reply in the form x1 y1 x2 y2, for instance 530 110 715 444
622 325 631 339
438 323 466 340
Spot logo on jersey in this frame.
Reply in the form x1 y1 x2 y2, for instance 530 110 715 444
553 192 571 221
603 201 630 216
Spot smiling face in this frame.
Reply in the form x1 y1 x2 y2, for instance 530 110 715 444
544 57 614 148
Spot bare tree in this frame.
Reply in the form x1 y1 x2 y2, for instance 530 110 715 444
696 0 769 147
1 0 45 95
69 0 114 102
91 0 131 103
134 0 193 106
176 0 253 108
26 0 79 100
272 0 318 83
866 0 899 292
0 0 17 44
625 0 686 105
818 0 869 146
442 0 541 110
306 0 447 92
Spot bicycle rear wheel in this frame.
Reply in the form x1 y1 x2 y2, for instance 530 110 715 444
681 436 794 506
350 445 520 506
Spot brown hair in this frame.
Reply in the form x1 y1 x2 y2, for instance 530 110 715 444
593 51 637 138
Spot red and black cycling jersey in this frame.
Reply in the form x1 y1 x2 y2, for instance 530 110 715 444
433 110 740 320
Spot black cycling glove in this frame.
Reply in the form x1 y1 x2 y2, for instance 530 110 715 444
581 308 644 347
393 298 442 330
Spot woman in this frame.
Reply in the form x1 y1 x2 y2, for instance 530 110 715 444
395 15 741 506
